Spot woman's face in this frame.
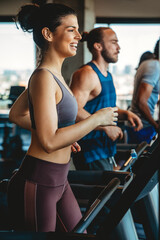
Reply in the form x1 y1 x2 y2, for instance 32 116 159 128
52 14 81 58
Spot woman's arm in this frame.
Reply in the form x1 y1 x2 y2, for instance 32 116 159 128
9 89 31 130
30 70 118 153
9 88 82 153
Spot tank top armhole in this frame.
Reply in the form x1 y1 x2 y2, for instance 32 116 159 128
35 68 64 95
27 76 32 105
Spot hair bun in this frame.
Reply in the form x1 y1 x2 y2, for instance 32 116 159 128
32 0 46 7
80 32 89 42
16 4 40 32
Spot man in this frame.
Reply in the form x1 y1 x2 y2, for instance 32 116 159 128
70 27 142 171
127 40 160 144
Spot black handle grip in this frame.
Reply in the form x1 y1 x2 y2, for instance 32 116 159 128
136 141 148 157
73 177 120 234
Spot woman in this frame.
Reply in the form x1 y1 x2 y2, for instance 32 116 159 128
7 2 118 232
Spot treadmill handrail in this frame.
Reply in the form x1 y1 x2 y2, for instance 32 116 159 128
96 137 160 239
73 177 120 234
122 141 148 170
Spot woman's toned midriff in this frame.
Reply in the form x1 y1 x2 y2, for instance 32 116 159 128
27 130 72 164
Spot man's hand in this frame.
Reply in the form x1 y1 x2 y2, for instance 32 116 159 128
127 111 143 131
103 126 123 141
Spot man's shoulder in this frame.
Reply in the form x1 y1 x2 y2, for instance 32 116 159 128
141 59 160 69
80 63 96 72
71 64 100 92
73 64 97 79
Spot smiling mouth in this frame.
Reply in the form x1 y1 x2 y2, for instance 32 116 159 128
70 44 78 49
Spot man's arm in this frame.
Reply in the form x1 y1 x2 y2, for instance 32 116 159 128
70 67 123 141
118 108 143 131
136 82 159 131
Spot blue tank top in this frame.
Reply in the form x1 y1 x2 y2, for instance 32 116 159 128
28 68 78 129
78 62 117 163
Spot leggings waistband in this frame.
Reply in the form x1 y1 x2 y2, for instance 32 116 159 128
17 155 70 187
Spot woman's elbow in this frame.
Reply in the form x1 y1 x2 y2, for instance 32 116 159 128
40 138 56 154
43 145 53 154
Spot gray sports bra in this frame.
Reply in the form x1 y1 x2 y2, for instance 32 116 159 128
28 68 78 129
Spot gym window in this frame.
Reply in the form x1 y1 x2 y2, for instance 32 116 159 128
0 20 36 109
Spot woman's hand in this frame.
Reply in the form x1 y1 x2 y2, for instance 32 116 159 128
95 107 118 126
71 142 81 153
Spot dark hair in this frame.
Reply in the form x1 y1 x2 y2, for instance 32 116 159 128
137 51 155 69
81 27 110 53
154 39 160 59
15 3 76 49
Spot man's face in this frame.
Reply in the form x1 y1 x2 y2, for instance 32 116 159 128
100 29 120 63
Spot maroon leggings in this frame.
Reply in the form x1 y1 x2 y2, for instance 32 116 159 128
7 155 82 232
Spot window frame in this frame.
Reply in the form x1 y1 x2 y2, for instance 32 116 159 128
96 17 160 24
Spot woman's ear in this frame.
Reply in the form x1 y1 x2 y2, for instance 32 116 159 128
41 27 53 42
93 42 102 51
